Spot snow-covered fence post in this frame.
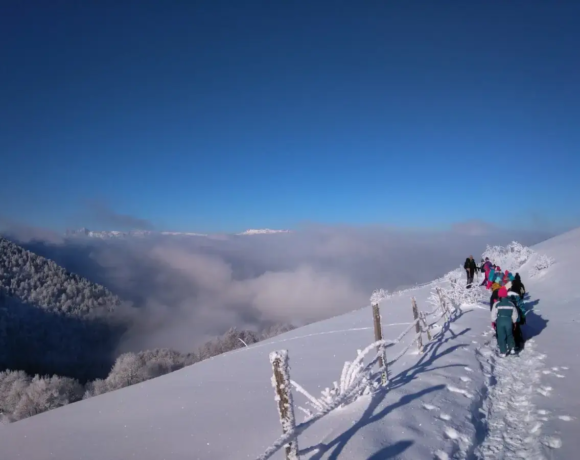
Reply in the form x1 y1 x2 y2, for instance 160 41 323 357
436 287 449 320
370 289 388 385
372 304 388 385
269 350 299 460
419 309 431 341
411 297 423 353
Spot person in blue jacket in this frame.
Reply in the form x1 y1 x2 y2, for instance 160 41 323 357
491 287 520 356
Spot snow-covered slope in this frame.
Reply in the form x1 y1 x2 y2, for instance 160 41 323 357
1 229 578 459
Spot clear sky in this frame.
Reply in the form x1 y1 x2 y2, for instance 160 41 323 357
1 1 579 233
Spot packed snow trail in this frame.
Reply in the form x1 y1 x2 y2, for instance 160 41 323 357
475 334 552 460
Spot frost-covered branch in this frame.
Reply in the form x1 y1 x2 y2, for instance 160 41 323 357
530 254 555 277
289 339 390 421
482 241 533 273
258 342 389 460
370 288 389 306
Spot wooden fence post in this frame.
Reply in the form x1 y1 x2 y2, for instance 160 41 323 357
372 304 388 385
269 350 300 460
411 297 424 353
421 310 432 341
436 287 449 320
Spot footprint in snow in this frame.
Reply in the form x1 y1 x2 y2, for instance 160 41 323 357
444 426 469 443
422 403 438 411
480 348 494 358
447 385 473 399
530 422 542 434
542 436 563 449
537 386 552 397
444 427 460 440
558 415 574 421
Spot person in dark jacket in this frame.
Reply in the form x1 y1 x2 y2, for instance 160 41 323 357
464 255 477 288
510 273 526 299
491 287 520 356
480 257 492 286
507 288 526 351
489 285 501 310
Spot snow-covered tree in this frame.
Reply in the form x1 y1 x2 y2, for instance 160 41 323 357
0 236 128 382
0 370 83 423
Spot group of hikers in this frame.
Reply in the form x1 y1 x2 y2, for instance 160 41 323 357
464 255 528 357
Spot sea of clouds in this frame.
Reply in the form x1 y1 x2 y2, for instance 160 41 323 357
5 220 551 354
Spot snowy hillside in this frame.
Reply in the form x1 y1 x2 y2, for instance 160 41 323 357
0 236 125 381
0 229 578 459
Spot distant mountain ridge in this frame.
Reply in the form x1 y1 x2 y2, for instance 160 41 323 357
64 228 292 238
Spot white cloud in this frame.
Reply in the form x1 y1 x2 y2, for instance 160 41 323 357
8 222 552 353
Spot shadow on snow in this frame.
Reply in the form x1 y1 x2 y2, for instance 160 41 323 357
299 308 472 460
522 298 548 342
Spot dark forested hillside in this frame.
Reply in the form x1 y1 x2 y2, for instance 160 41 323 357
0 236 127 381
0 236 295 423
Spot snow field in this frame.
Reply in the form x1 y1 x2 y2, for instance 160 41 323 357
0 232 578 459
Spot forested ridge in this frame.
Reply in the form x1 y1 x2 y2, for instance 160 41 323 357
0 236 293 423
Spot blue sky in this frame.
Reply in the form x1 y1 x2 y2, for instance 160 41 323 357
1 1 579 233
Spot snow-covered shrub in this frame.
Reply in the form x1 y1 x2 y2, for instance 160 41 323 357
482 241 533 273
291 340 387 421
425 268 484 314
83 348 190 398
82 324 298 400
530 254 555 278
439 270 484 309
0 370 83 423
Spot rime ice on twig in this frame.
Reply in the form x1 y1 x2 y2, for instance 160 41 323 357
482 241 533 273
370 288 388 306
531 254 555 277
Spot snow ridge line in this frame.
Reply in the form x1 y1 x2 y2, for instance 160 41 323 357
474 337 548 460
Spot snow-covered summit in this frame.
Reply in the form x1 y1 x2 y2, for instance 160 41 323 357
237 228 292 235
64 228 291 238
65 228 158 239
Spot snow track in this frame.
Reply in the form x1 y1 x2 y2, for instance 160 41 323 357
474 336 550 460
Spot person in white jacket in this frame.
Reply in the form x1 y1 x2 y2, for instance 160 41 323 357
491 287 520 356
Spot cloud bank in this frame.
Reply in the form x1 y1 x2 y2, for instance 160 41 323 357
9 222 552 354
